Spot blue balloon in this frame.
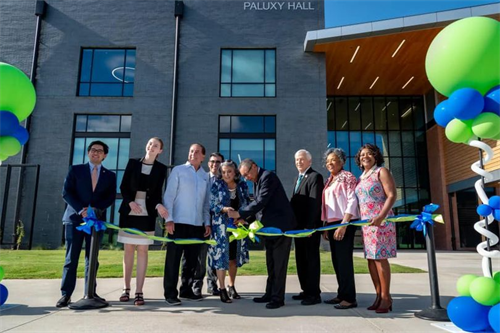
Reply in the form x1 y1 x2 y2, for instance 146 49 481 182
448 88 485 120
477 204 493 216
484 85 500 116
447 296 491 332
434 100 455 127
0 284 8 306
0 111 19 136
494 209 500 222
10 125 29 145
490 303 500 333
489 196 500 209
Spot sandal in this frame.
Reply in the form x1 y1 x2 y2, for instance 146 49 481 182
119 288 130 302
134 292 145 306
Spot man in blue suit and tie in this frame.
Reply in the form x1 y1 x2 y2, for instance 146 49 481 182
56 141 116 308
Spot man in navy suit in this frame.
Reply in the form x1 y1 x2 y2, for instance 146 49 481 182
56 141 116 308
228 159 296 309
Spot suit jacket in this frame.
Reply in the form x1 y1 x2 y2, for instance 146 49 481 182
118 158 167 223
290 168 324 230
238 168 296 232
62 163 117 223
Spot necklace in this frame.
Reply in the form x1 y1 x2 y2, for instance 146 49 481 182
228 188 237 199
360 165 377 180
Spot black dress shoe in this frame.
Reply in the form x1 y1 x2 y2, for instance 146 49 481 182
324 297 342 305
292 292 306 300
208 288 221 296
253 295 272 303
334 301 358 309
266 301 285 309
56 296 71 308
301 296 322 306
94 294 106 302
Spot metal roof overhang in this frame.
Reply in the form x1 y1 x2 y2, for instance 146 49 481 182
304 3 500 96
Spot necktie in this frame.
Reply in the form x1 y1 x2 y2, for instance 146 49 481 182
294 174 304 193
91 166 98 191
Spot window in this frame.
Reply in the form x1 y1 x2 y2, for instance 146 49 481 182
78 48 136 97
72 114 131 245
220 49 276 97
219 116 276 193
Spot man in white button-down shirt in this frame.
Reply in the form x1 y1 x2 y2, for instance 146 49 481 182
163 143 211 306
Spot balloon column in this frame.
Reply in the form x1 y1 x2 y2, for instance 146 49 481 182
425 16 500 332
0 266 7 306
0 62 36 163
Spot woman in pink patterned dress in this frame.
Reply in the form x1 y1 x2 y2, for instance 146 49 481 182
354 144 397 314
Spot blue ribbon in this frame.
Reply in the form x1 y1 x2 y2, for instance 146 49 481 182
410 203 439 237
76 207 108 234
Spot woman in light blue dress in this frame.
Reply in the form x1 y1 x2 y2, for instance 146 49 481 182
208 160 250 303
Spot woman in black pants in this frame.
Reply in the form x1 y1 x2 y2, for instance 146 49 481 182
321 148 359 309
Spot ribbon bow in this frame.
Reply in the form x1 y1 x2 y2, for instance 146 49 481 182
228 221 263 243
76 207 108 234
410 203 443 236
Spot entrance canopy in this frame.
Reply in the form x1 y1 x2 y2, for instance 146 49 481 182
305 3 500 96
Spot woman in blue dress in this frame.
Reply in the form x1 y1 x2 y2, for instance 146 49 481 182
208 160 250 303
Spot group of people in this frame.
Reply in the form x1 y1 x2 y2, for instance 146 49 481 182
56 137 397 313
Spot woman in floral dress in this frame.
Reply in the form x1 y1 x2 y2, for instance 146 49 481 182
354 144 397 313
208 160 250 303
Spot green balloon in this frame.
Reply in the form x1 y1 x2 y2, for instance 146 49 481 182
494 271 500 285
0 153 8 162
0 62 36 122
470 276 500 306
457 274 478 296
426 17 500 97
0 266 3 282
0 136 21 156
445 119 474 143
472 112 500 139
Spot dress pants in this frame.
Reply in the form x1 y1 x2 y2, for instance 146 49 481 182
294 231 321 298
164 223 205 299
263 236 292 303
327 225 357 303
60 222 102 297
181 243 218 295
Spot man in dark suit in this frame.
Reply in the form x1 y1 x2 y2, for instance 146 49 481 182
56 140 116 308
228 159 296 309
290 149 324 305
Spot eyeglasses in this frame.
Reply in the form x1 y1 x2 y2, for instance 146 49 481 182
90 148 105 154
209 160 221 164
240 164 253 179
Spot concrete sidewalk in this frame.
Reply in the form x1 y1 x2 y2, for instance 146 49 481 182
0 251 497 333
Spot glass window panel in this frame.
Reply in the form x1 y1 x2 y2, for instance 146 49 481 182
265 50 276 83
327 131 336 149
350 157 361 178
389 132 402 156
221 50 232 83
231 116 264 133
232 84 264 97
116 171 124 193
361 97 373 131
90 83 123 97
400 97 413 130
336 131 349 157
403 158 417 187
405 188 418 205
218 116 230 133
419 188 429 202
265 84 276 97
375 132 389 157
121 116 132 132
327 99 334 131
394 188 404 208
374 97 387 130
264 139 276 171
75 116 87 132
402 131 415 157
80 49 93 82
87 115 120 132
387 157 403 187
362 132 375 146
387 98 400 130
230 139 264 166
106 205 111 223
72 138 86 165
232 50 264 83
118 139 130 169
124 50 136 83
99 138 119 169
349 98 361 131
418 158 430 188
413 97 425 131
219 139 230 161
91 49 126 83
349 131 361 158
335 97 348 130
113 199 122 225
123 84 134 97
264 116 276 133
415 131 426 157
79 83 90 96
220 84 231 97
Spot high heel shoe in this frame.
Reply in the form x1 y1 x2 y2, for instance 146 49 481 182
228 285 241 299
375 299 393 313
367 296 381 310
219 288 232 303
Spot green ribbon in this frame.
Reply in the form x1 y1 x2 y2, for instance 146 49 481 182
227 221 263 243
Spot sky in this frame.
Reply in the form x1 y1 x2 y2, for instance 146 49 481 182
325 0 500 27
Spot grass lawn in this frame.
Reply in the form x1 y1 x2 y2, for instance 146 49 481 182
0 250 425 279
